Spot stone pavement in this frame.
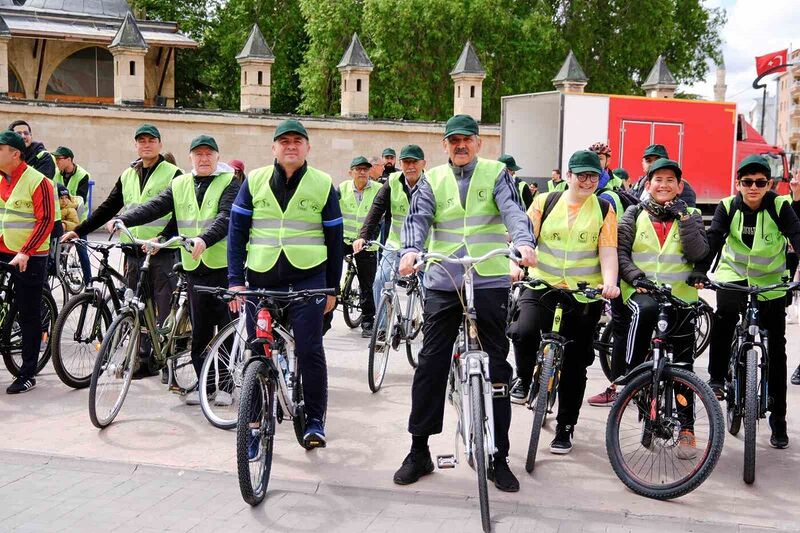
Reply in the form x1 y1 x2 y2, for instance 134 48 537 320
1 283 800 532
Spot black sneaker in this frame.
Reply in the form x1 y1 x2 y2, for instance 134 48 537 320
488 457 519 492
769 416 789 449
133 363 159 380
393 449 434 485
791 365 800 386
7 377 36 394
509 378 529 405
550 424 574 454
708 380 725 401
361 322 374 338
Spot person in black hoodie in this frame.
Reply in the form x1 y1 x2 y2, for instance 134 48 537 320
8 120 56 180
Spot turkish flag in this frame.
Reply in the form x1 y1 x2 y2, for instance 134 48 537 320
755 49 788 76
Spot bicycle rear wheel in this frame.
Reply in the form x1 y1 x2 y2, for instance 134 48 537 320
61 244 85 296
368 295 393 393
52 292 112 389
237 359 275 506
405 288 423 369
596 322 614 382
342 269 363 329
200 318 245 429
469 374 491 533
694 299 713 357
1 290 57 377
606 366 724 499
88 310 138 428
743 348 758 485
525 342 556 473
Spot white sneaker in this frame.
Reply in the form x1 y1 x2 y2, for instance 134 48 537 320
184 391 201 405
214 390 233 407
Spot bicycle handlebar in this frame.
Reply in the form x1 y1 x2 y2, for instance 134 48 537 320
113 220 192 252
521 277 607 301
414 245 522 270
707 279 800 295
193 285 336 303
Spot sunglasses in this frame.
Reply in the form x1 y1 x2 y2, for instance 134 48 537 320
575 173 599 183
739 179 769 188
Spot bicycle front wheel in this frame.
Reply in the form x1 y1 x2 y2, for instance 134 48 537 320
404 288 424 369
469 374 491 533
61 244 85 296
694 299 713 357
88 310 138 428
200 318 246 429
525 342 556 474
237 359 275 506
368 294 394 393
743 348 758 485
606 366 724 499
342 269 363 329
52 292 112 389
1 290 57 377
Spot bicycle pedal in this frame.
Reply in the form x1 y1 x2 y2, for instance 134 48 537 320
492 384 508 398
436 455 457 469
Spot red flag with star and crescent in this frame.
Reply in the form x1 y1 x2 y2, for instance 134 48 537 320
755 49 788 76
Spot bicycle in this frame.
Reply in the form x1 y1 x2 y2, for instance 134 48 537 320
422 246 519 533
198 312 246 429
0 262 58 377
606 283 724 499
367 241 423 392
521 278 606 474
88 222 196 429
194 285 336 505
708 279 797 485
51 239 131 389
340 237 363 328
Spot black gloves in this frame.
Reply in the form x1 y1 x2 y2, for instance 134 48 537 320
686 272 710 286
664 198 690 220
632 276 658 291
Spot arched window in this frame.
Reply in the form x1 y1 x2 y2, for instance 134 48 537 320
8 68 24 96
46 47 113 101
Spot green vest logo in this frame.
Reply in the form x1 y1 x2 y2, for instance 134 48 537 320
550 231 561 241
764 233 775 244
253 198 268 208
298 197 319 212
477 189 489 201
13 200 32 210
578 231 588 242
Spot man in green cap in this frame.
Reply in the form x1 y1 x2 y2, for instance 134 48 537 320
62 123 183 378
393 114 536 492
339 155 379 337
498 153 534 209
111 135 239 402
697 154 800 450
53 146 92 283
612 167 630 190
379 147 398 182
353 144 427 332
0 130 55 394
227 118 343 449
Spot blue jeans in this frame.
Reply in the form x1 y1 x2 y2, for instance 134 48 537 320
373 251 424 329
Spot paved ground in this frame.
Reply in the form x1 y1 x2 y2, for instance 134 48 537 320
1 267 800 532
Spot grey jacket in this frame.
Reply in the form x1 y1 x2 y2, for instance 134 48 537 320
400 157 535 291
617 204 709 284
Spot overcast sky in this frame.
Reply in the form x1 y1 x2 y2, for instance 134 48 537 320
685 0 799 112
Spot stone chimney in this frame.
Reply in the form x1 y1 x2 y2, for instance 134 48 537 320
642 55 678 99
337 33 373 118
108 12 148 105
236 24 275 113
714 56 727 102
450 41 486 121
552 50 588 94
0 14 10 95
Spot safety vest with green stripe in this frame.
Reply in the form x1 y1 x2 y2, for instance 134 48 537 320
386 172 409 250
427 158 508 277
0 165 50 253
173 172 233 271
246 165 331 272
54 164 89 221
339 179 379 241
714 195 788 300
531 192 603 303
36 151 61 222
119 160 180 242
547 179 567 192
621 207 700 303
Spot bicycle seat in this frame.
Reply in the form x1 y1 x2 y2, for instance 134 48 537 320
172 263 186 274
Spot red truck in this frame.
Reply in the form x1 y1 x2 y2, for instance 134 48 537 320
500 91 792 213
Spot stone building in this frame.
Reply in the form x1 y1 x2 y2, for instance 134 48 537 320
776 49 800 161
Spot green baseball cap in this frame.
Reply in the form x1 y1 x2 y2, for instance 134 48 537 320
444 114 479 139
52 146 74 159
611 167 629 180
498 154 521 171
737 154 771 179
134 124 161 140
568 150 603 175
399 144 424 161
647 158 682 180
0 131 25 152
643 144 668 159
189 134 219 152
350 155 371 168
273 119 308 141
382 147 396 158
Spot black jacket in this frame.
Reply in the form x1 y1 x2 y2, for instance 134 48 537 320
357 175 420 242
24 141 55 180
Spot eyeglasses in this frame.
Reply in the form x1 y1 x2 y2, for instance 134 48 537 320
575 173 599 183
739 179 769 188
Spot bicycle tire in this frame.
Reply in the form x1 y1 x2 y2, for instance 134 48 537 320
526 342 556 473
236 360 275 506
1 289 57 377
342 269 363 329
596 322 614 382
200 318 244 430
48 273 69 311
469 374 491 533
606 366 724 499
52 292 112 389
88 309 137 429
61 245 85 296
368 295 393 393
694 299 713 357
743 348 758 485
405 287 423 369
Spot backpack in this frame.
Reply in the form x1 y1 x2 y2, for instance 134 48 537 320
596 186 640 214
541 190 611 223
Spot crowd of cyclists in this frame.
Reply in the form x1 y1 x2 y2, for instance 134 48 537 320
2 112 800 497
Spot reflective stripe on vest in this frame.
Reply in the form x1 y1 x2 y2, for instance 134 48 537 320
119 160 180 242
714 195 788 300
427 158 508 277
173 172 234 271
620 208 699 303
246 165 331 272
339 179 380 241
0 166 50 253
531 192 602 303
